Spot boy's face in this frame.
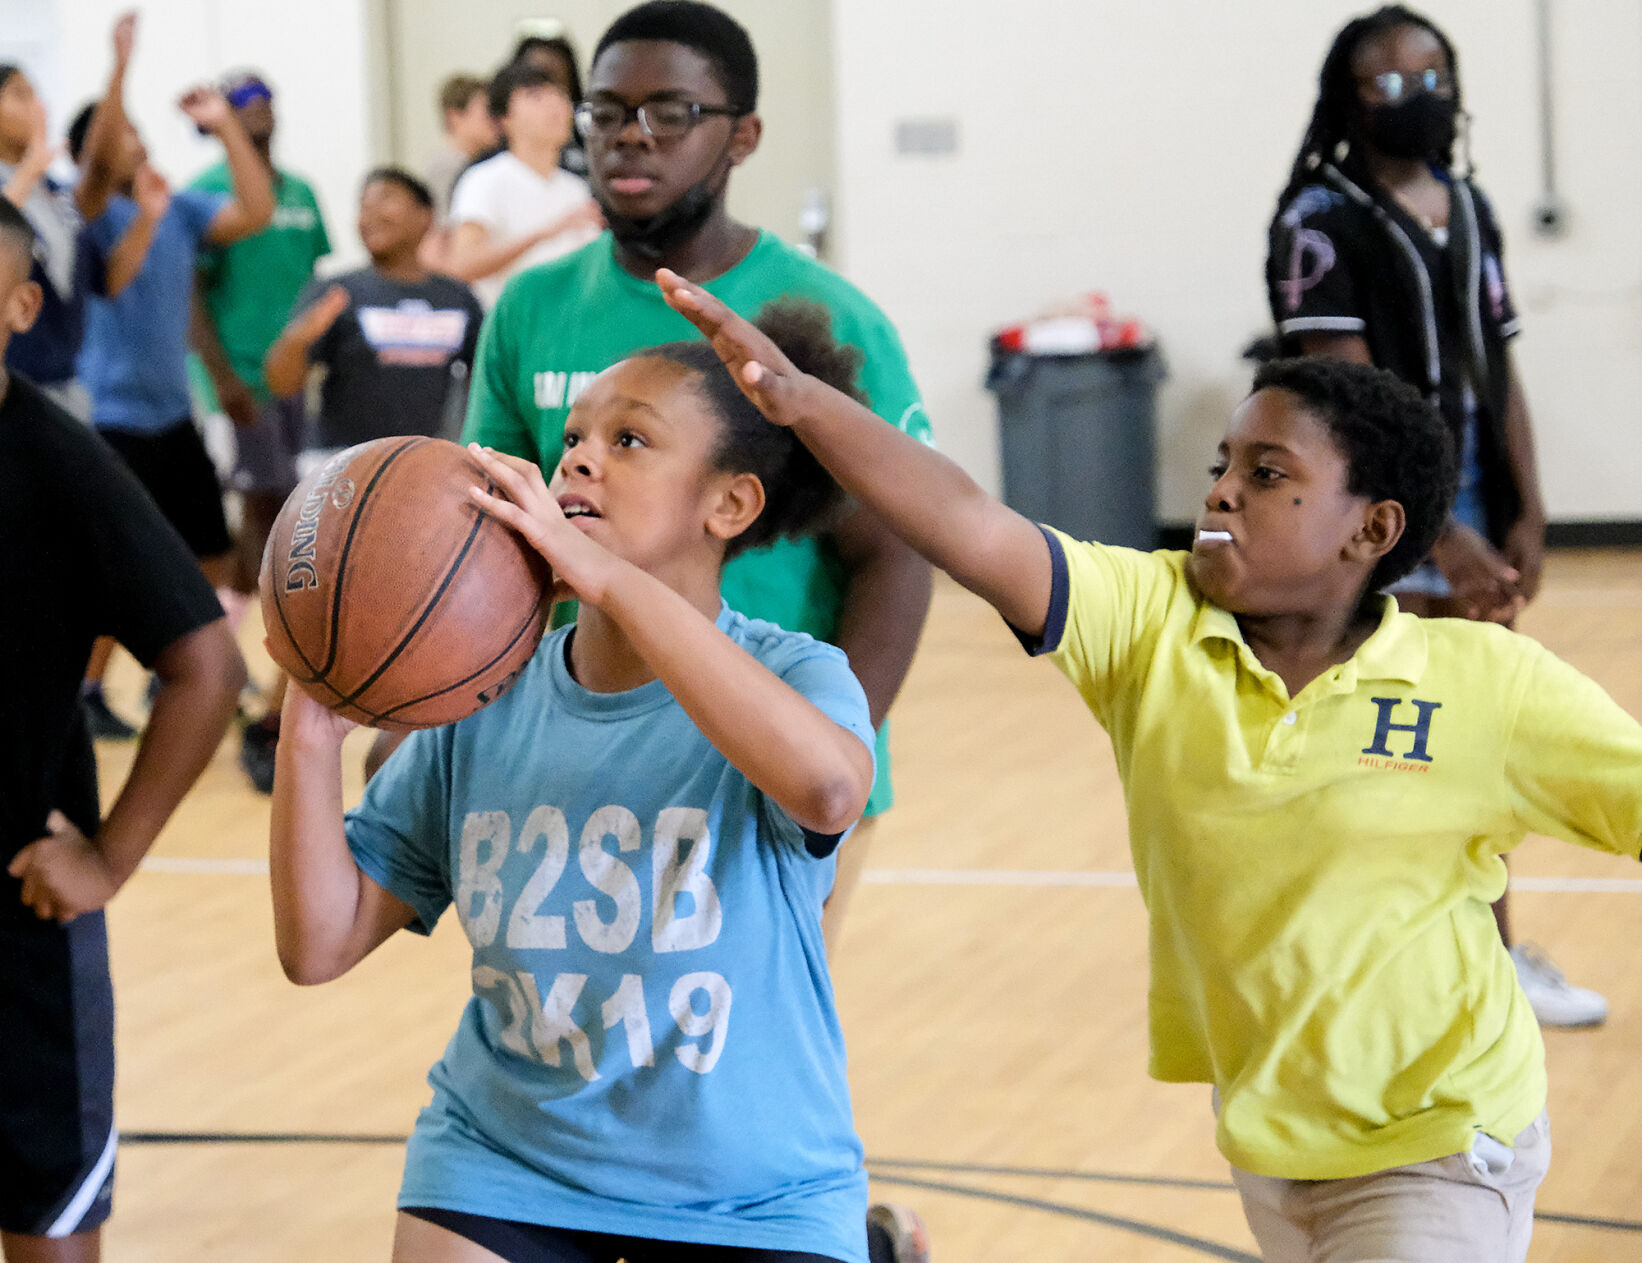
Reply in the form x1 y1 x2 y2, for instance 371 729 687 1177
357 179 430 259
1189 388 1394 615
583 41 755 224
0 73 43 151
448 91 499 155
504 82 572 151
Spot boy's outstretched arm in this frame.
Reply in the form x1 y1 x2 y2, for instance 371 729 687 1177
657 270 1053 638
270 689 415 984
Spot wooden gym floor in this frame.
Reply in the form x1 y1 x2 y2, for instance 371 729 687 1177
92 548 1642 1261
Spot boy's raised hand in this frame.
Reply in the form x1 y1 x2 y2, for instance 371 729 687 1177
656 268 809 428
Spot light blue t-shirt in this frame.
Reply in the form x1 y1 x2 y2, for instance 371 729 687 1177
78 189 225 433
347 606 875 1262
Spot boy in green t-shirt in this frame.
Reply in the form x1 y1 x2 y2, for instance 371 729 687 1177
188 69 331 794
449 5 935 967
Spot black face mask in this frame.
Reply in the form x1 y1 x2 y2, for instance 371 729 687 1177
599 178 719 260
1359 93 1458 162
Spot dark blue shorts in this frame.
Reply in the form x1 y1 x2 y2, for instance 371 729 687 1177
402 1208 847 1263
0 910 118 1237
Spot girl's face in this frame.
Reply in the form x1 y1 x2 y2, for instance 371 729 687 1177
1351 24 1453 112
1189 389 1394 616
0 73 43 152
550 356 761 578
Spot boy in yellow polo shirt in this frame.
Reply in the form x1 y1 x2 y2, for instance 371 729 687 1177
658 271 1642 1263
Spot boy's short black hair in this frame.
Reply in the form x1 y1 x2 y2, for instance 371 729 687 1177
0 196 37 272
67 101 97 163
488 61 562 119
363 165 434 209
641 299 860 559
594 1 758 114
1252 357 1457 592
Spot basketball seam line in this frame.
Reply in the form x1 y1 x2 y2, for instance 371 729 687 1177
319 436 426 681
374 591 547 720
335 473 492 709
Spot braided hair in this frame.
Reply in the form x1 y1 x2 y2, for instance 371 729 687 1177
1277 5 1464 208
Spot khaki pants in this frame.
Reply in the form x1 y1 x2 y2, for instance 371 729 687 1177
1231 1113 1550 1263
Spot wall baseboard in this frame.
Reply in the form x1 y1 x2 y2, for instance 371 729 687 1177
1153 521 1642 551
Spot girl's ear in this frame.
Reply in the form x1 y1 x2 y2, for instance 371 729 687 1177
1350 498 1405 566
705 470 766 544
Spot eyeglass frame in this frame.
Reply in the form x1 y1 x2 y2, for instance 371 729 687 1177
1356 67 1455 104
574 97 744 143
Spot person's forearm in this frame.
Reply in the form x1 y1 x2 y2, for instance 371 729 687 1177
831 511 931 729
217 115 274 229
190 285 237 380
599 564 872 833
2 146 53 210
446 225 545 283
786 379 1050 631
96 621 244 883
263 331 315 398
105 208 161 295
1502 361 1545 524
75 63 129 221
269 729 374 983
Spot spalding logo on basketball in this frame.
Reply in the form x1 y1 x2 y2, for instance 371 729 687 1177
259 437 553 730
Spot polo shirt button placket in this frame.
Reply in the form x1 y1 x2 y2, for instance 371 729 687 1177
1263 704 1306 773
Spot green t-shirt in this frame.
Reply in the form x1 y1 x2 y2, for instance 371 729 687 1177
464 230 931 812
190 162 331 399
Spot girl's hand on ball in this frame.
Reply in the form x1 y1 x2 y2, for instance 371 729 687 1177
283 684 358 749
467 445 612 605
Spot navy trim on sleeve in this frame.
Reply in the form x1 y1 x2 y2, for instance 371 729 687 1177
803 828 845 859
1007 525 1070 657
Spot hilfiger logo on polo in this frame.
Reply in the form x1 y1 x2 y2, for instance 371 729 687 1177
1359 697 1440 772
534 369 601 410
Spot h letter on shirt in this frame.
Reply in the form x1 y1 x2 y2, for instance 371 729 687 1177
1362 697 1442 763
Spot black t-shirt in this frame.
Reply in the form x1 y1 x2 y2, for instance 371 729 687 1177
1266 162 1523 538
301 268 484 450
0 375 222 902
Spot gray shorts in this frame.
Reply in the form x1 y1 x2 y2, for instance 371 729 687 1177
231 394 308 494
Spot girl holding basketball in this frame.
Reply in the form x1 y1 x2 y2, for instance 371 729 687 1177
270 303 878 1263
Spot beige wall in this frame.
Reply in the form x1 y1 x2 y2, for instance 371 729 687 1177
381 0 835 247
833 0 1642 521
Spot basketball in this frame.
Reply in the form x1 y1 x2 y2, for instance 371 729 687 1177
259 437 553 730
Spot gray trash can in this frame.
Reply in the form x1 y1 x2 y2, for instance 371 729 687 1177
986 343 1163 550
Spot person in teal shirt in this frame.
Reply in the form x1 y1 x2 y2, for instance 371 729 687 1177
455 3 933 984
188 69 332 793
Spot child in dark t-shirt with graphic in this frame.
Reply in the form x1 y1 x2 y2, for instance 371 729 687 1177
245 168 486 795
264 167 484 460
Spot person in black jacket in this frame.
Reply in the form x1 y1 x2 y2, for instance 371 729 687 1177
1266 4 1604 1030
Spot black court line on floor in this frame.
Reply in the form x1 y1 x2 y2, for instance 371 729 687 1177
119 1135 1642 1244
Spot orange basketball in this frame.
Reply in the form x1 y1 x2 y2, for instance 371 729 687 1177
259 437 552 730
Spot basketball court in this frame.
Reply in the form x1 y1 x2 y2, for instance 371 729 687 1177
94 549 1642 1261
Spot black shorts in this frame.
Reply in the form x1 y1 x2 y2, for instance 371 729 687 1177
403 1208 848 1263
99 419 233 561
0 910 118 1237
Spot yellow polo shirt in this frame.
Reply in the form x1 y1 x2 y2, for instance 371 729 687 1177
1031 529 1642 1180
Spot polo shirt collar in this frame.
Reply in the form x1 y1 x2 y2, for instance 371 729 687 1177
1189 594 1427 687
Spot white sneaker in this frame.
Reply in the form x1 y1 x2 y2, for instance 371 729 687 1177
1511 943 1608 1028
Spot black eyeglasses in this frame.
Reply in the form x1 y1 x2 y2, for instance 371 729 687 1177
574 98 741 142
1358 68 1454 104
